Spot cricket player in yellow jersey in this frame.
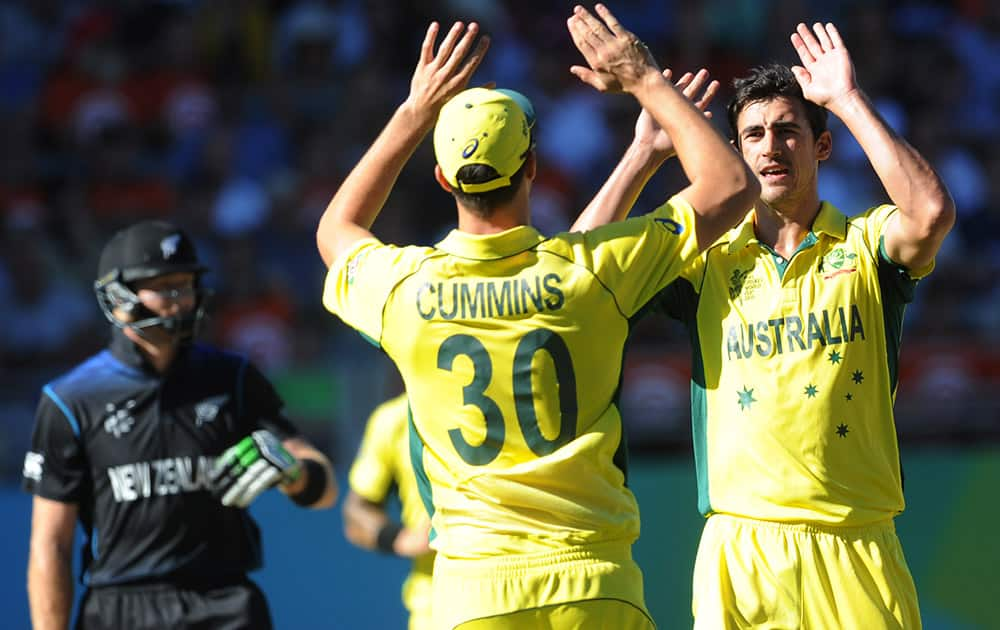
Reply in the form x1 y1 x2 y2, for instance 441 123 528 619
343 394 435 629
316 5 758 628
575 21 956 630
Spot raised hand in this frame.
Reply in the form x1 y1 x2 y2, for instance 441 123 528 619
566 4 659 93
635 68 719 159
405 21 490 116
790 22 858 109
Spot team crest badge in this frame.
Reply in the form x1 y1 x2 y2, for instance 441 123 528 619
104 400 137 438
821 248 858 279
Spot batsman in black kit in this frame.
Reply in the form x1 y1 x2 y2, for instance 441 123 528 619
23 220 337 630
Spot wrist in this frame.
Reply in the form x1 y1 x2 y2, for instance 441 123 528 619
826 87 866 118
625 139 671 174
625 67 668 98
629 138 673 164
279 466 305 495
396 100 438 136
375 521 404 555
287 459 329 507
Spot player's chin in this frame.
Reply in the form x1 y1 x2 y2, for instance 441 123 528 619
759 184 794 207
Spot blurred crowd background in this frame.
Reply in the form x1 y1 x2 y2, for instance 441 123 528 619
1 0 998 481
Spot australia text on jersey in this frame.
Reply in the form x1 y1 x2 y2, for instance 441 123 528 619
416 273 565 321
726 304 866 360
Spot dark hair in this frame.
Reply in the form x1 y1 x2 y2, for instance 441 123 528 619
451 158 529 217
726 64 828 147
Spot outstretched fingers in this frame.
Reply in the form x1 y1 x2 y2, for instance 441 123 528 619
434 21 467 66
419 22 439 66
572 4 613 45
686 69 720 111
793 23 821 63
441 22 481 74
567 13 598 60
453 33 490 87
407 21 488 113
825 23 845 48
594 3 627 37
812 22 833 50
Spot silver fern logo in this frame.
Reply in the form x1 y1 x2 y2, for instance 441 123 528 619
160 234 181 259
104 400 137 438
195 401 219 426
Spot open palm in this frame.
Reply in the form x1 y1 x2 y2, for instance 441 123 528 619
635 68 719 158
790 22 858 108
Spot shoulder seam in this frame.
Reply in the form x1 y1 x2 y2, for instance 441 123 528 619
536 248 629 320
696 241 728 296
42 385 82 439
847 219 878 264
379 250 449 348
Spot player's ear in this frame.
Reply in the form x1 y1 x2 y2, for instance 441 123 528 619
815 130 832 162
524 152 537 181
434 165 454 192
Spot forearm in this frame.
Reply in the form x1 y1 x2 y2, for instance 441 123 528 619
830 90 953 225
317 101 435 266
572 139 666 231
28 546 74 630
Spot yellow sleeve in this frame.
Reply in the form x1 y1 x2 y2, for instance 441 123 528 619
348 397 406 503
582 194 700 316
861 204 935 279
321 239 429 345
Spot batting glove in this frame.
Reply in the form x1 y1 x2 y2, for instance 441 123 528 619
210 430 301 508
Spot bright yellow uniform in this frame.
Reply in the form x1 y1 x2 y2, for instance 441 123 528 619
658 202 927 628
348 394 434 630
325 196 700 628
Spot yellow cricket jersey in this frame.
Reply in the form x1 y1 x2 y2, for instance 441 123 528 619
348 394 434 624
325 197 699 560
658 202 932 526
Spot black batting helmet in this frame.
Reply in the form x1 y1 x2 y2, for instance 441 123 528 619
94 220 210 339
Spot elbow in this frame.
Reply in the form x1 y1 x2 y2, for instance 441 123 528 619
718 165 760 220
316 213 337 268
929 193 957 236
911 193 957 243
734 164 761 212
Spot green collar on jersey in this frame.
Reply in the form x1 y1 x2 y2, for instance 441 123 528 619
435 225 546 260
725 201 848 254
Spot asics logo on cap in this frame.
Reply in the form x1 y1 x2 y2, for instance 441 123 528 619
160 234 181 259
462 138 479 158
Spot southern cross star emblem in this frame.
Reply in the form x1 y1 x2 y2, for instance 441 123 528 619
836 423 850 438
852 370 864 384
845 392 853 402
804 384 819 398
737 386 757 411
828 349 842 364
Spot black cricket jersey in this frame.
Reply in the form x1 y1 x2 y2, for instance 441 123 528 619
22 328 299 588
